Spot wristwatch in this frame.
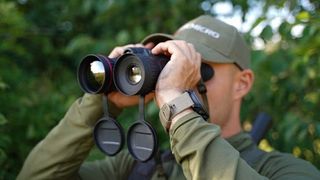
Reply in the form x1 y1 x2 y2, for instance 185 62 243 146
159 90 209 132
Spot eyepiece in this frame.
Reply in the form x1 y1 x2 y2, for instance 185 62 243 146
77 54 115 94
113 48 169 96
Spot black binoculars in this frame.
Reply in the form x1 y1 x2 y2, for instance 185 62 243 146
77 47 214 96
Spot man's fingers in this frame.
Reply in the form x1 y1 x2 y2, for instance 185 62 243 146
109 46 126 58
152 41 182 56
144 42 155 49
108 43 146 58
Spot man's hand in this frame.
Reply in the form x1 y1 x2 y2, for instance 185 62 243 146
107 43 154 108
152 40 202 108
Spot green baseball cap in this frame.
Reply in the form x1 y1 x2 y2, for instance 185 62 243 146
142 15 250 69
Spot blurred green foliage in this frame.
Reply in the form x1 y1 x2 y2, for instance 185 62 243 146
0 0 319 179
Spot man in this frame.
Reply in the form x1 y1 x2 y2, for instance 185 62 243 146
18 15 320 179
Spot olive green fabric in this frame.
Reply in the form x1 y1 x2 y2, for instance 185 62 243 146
18 94 320 179
170 112 320 179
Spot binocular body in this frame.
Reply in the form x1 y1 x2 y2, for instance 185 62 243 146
77 47 214 96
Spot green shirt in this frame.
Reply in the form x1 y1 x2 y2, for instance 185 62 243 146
17 94 320 179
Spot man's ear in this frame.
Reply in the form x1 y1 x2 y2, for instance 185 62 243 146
233 69 254 100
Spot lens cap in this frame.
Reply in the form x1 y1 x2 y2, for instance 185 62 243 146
127 121 158 162
93 117 124 156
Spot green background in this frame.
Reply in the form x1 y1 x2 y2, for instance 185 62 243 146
1 0 320 179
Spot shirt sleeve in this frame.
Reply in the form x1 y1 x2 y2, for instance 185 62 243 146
169 111 268 180
256 151 320 180
17 93 126 180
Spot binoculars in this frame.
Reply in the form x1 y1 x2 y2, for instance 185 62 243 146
77 47 214 161
77 47 214 96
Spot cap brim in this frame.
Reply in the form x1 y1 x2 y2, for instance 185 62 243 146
141 33 175 45
141 33 233 64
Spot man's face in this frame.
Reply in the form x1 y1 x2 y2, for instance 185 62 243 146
204 63 240 127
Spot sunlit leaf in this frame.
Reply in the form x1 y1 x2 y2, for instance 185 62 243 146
296 11 310 22
260 25 273 41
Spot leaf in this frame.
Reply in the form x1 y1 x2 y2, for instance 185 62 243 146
0 148 8 165
278 22 292 40
0 114 7 126
250 17 266 31
296 11 310 22
260 25 273 41
0 82 8 90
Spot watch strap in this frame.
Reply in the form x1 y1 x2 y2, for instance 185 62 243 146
159 92 194 132
169 92 194 118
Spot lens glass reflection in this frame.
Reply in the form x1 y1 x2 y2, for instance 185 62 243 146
127 64 141 84
86 61 105 89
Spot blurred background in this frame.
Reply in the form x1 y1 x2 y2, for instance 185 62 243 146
0 0 320 179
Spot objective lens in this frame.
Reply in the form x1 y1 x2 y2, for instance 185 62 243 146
87 61 105 88
127 64 142 84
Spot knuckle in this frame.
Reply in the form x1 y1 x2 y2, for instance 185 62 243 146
113 46 122 51
187 42 194 48
196 52 201 58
